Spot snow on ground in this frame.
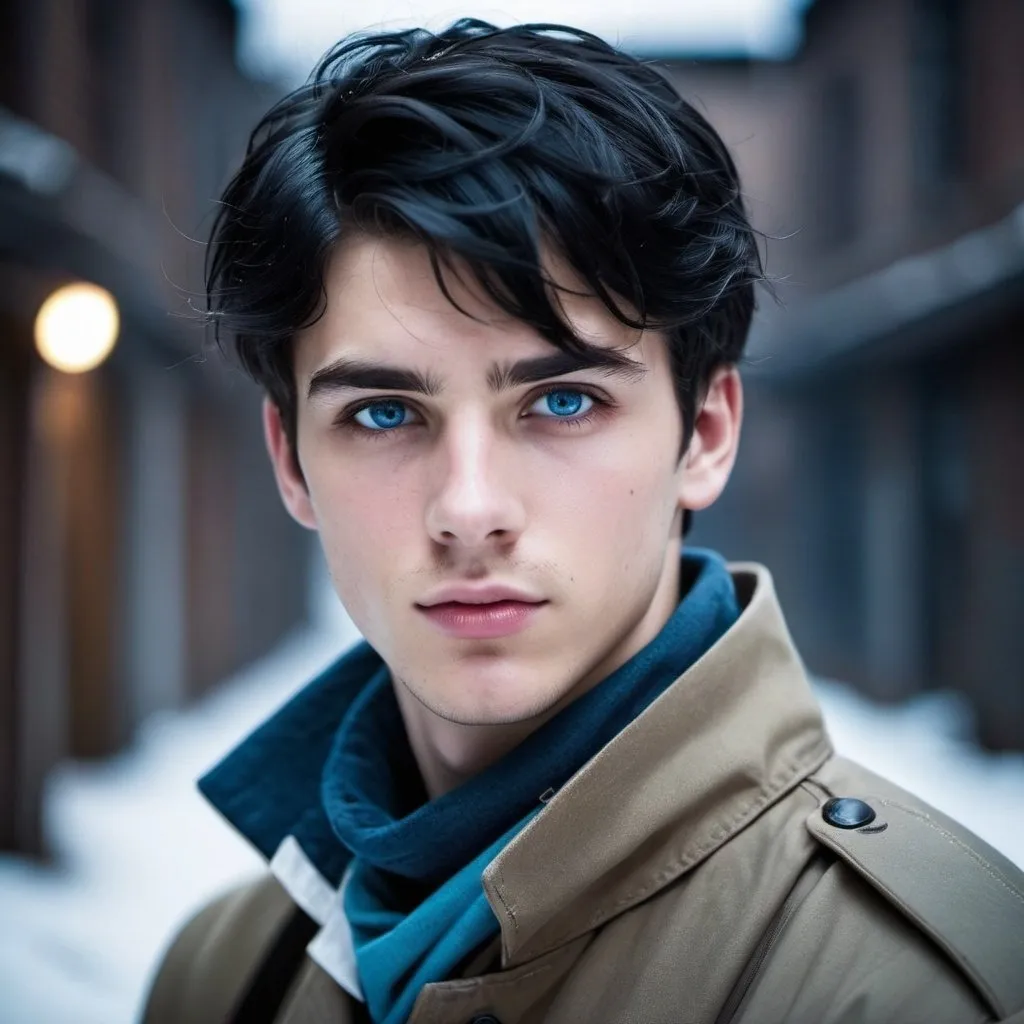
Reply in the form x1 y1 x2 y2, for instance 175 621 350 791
814 678 1024 863
1 592 1023 1024
0 590 361 1024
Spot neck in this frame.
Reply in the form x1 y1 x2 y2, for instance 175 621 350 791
393 541 683 799
393 686 544 797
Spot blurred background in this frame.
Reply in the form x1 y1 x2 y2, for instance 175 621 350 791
0 0 1022 1020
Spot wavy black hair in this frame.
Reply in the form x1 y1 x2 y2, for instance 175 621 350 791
207 19 763 483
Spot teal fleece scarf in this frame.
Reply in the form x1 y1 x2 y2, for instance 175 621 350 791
200 549 739 1024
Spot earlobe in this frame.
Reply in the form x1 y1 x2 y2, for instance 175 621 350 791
262 398 318 530
676 367 743 513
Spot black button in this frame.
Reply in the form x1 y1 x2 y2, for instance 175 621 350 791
470 1017 502 1024
822 797 876 829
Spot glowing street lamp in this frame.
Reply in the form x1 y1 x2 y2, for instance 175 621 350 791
34 282 120 373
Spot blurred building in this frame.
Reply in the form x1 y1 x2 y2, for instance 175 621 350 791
0 0 311 855
672 0 1024 748
4 0 1019 867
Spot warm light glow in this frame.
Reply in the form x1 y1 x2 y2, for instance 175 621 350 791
34 282 120 373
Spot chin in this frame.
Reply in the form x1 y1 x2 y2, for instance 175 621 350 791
445 702 553 728
416 674 565 728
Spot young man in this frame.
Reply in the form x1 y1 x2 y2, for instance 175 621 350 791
145 20 1024 1024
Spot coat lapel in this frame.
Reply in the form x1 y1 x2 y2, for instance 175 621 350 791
481 565 832 967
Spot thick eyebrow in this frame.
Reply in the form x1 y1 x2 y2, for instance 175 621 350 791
308 359 444 400
307 347 646 401
486 348 647 391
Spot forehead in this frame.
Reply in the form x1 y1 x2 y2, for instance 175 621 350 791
293 235 656 382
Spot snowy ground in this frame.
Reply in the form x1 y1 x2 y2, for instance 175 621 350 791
1 593 1023 1024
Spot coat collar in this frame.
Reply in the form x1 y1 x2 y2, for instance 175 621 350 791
482 563 832 967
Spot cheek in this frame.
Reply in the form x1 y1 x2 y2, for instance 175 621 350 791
305 438 422 534
538 433 680 554
303 450 425 600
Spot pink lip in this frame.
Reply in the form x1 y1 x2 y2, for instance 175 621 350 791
418 582 544 607
418 599 546 639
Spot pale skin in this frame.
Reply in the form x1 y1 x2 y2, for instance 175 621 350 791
265 236 743 799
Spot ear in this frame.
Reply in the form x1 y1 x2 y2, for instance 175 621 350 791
677 366 743 512
263 398 318 530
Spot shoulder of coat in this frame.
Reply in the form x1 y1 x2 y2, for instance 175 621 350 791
805 756 1024 1022
142 873 296 1024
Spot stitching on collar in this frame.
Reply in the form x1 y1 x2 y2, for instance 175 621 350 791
502 737 833 961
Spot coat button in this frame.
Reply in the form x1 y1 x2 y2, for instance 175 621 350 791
822 797 876 829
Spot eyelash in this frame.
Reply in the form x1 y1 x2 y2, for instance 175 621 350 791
335 386 611 440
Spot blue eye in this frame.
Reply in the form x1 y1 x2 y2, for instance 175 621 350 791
353 400 410 430
532 389 593 419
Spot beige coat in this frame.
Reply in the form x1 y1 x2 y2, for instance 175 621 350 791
145 565 1024 1024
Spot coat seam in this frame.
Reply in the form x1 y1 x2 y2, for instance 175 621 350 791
880 799 1024 906
429 963 554 1000
812 829 1006 1018
713 849 833 1024
493 863 519 932
596 743 833 921
799 777 832 803
508 739 833 959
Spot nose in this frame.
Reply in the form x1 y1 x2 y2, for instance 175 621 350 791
424 414 526 552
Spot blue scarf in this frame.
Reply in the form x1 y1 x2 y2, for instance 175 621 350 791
200 549 739 1024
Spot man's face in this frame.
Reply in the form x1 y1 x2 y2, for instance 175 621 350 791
269 236 728 726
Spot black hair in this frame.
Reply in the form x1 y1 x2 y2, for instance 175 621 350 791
207 19 763 493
